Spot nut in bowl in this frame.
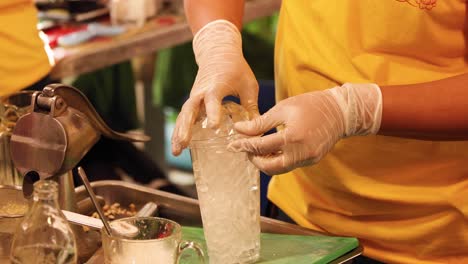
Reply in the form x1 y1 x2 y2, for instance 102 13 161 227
90 202 138 220
101 217 205 264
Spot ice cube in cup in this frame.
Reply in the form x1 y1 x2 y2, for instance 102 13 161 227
190 102 261 264
191 101 250 141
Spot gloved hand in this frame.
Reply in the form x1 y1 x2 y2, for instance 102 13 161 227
171 20 259 156
228 83 383 175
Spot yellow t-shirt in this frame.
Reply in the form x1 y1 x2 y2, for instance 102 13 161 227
0 1 51 96
271 1 468 263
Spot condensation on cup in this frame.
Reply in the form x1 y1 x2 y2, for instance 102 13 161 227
189 102 261 264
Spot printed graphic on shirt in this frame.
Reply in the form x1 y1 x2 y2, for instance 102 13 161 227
396 0 436 10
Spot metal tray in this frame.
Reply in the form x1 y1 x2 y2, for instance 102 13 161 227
75 180 362 264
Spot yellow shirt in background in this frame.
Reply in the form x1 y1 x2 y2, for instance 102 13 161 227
271 1 468 263
0 1 51 96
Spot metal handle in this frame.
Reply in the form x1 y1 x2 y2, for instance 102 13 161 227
135 202 159 217
62 209 104 230
77 167 113 236
176 241 205 264
62 209 139 238
42 84 149 142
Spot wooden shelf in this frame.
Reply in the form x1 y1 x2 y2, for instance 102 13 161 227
50 0 281 79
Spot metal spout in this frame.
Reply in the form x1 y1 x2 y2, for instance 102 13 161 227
10 83 149 186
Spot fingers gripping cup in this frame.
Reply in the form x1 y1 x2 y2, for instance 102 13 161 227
189 102 261 264
101 217 205 264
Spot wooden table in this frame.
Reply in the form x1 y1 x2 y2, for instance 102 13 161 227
50 0 282 79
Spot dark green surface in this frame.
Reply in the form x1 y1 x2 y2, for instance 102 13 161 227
72 61 139 132
181 226 359 264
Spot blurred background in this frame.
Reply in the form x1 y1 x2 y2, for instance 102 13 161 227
1 0 281 216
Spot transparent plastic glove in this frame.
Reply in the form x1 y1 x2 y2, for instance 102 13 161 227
171 20 259 155
228 83 382 175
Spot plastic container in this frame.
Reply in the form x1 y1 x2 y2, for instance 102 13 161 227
189 102 260 264
110 0 160 28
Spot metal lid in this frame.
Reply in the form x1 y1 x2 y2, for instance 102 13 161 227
10 112 67 179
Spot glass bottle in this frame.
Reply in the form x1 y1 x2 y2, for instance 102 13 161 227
10 180 77 264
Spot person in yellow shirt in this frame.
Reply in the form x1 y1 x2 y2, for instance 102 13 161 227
172 0 468 263
0 0 51 96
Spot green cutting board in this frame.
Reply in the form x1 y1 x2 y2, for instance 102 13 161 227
181 226 359 264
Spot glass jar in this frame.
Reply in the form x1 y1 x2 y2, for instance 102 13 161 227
10 180 77 264
0 91 34 186
101 217 205 264
0 185 29 262
189 102 260 264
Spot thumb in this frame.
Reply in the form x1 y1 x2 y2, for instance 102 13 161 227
234 107 282 136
